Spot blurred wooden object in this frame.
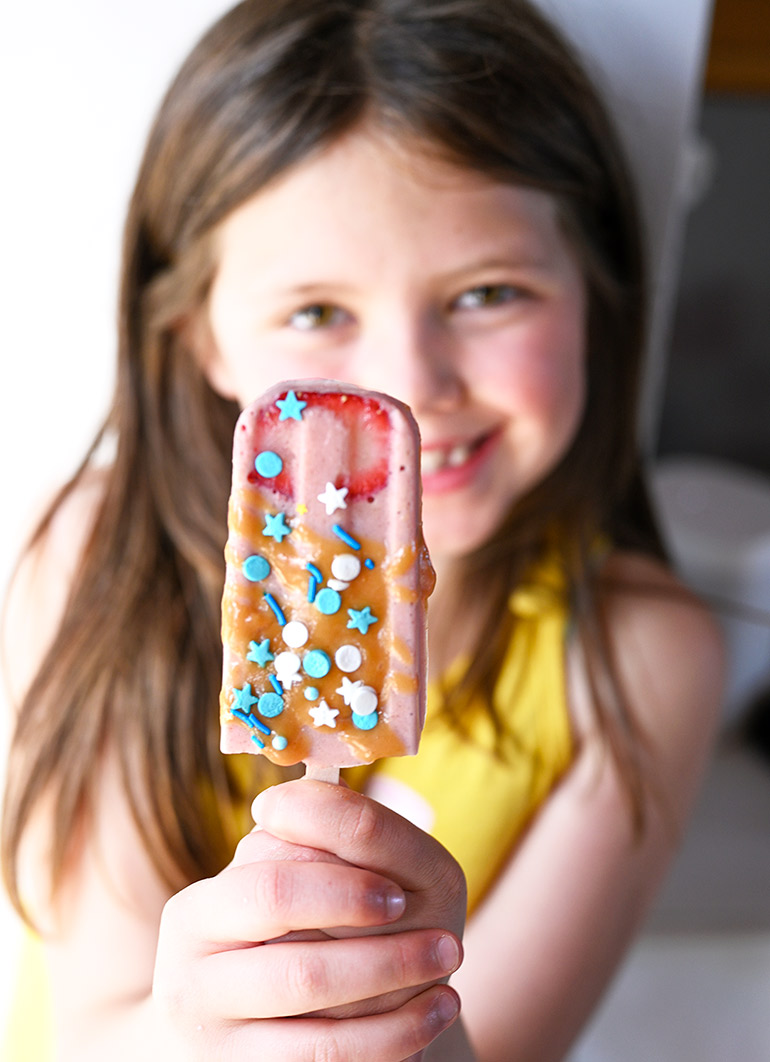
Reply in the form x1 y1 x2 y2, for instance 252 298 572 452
706 0 770 93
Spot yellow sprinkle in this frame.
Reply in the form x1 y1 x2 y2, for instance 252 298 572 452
297 503 308 514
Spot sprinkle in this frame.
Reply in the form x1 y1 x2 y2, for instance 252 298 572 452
307 574 318 603
296 503 308 515
315 587 342 616
262 512 291 543
306 563 323 581
251 734 267 749
352 710 379 731
247 639 274 667
276 390 307 421
347 606 378 635
248 714 271 735
351 685 379 715
303 649 332 678
264 593 287 626
282 620 309 648
274 652 302 686
231 708 252 725
333 525 361 550
304 687 320 701
336 677 364 705
335 644 362 673
309 700 339 728
327 578 350 592
271 734 288 751
243 554 271 582
364 558 375 570
232 683 258 713
258 692 284 718
317 482 349 515
255 450 283 478
331 554 361 582
269 674 283 695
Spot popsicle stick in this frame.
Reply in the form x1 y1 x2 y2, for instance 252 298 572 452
304 765 341 784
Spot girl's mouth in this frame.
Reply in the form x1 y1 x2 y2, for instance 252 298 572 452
420 429 500 492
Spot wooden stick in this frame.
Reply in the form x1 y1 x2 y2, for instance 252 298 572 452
303 764 340 784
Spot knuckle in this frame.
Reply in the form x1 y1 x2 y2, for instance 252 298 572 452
253 860 295 921
343 795 384 848
288 950 331 1003
311 1028 346 1062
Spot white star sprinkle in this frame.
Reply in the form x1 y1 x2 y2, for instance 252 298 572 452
309 700 339 728
336 677 364 705
317 482 349 515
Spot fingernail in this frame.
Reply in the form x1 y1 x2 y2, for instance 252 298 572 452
435 934 461 974
384 886 406 920
428 989 460 1030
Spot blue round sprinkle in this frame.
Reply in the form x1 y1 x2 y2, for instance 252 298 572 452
271 734 288 751
304 687 320 701
255 450 283 478
303 650 331 678
258 692 284 718
315 587 342 615
352 710 379 731
243 554 271 582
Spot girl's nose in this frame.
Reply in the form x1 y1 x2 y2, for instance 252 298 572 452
357 319 466 415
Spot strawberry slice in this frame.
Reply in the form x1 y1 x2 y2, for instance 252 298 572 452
248 390 390 499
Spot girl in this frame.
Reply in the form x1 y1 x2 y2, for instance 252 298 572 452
2 1 724 1059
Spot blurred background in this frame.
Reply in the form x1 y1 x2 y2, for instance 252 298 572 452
1 0 769 1057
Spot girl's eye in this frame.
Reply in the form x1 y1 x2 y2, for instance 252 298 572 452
453 284 520 310
288 304 348 330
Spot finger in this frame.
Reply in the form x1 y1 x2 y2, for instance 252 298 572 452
232 826 349 870
212 984 460 1062
253 781 466 906
161 860 406 950
201 930 462 1019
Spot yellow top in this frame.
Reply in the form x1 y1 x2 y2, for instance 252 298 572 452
3 555 573 1058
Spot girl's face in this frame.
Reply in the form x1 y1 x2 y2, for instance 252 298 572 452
200 127 587 560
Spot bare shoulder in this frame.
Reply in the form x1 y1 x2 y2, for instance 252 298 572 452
576 548 725 823
3 469 107 710
598 549 725 701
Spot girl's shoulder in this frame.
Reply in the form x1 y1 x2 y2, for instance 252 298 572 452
3 470 107 712
574 547 725 753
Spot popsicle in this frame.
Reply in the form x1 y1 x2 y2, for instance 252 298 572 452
219 380 434 781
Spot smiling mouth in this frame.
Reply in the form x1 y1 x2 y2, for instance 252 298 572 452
420 430 497 477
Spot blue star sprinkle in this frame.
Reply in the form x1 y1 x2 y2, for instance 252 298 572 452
247 639 274 667
262 511 291 542
347 606 379 635
232 683 259 714
276 390 307 421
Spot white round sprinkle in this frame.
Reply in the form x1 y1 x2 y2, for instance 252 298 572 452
335 644 362 673
351 685 378 715
282 621 309 648
331 554 362 582
327 578 350 592
274 651 301 676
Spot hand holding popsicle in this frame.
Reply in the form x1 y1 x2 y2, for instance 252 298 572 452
152 781 466 1059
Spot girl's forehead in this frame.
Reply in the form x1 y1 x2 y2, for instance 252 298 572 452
213 125 565 267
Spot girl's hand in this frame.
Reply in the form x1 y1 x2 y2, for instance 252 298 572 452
152 779 466 1060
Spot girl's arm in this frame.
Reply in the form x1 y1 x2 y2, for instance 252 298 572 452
451 550 724 1062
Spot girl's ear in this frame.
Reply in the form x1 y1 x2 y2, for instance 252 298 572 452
179 308 239 401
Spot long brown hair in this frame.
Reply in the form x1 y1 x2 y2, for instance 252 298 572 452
2 0 663 921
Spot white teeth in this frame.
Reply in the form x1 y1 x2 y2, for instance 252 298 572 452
421 449 445 475
447 443 471 467
421 442 474 475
